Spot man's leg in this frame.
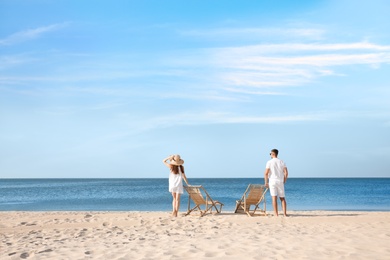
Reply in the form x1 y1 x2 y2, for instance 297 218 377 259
280 197 287 217
272 196 279 216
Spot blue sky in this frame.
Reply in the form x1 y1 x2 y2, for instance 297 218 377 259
1 0 389 178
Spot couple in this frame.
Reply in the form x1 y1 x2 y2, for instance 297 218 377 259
163 149 289 217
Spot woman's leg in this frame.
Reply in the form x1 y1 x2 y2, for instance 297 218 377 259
174 193 181 216
171 192 177 216
171 192 181 217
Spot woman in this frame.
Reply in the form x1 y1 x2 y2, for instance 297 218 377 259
163 154 189 217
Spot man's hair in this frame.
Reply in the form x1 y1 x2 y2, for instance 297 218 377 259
271 149 279 156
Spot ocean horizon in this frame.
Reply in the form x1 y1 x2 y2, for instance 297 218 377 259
1 178 389 212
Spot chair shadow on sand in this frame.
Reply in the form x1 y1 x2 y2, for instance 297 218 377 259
289 212 361 217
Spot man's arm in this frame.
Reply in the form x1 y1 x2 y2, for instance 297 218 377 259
264 168 270 187
284 167 288 183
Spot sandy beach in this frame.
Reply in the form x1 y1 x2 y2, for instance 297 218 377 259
1 211 389 259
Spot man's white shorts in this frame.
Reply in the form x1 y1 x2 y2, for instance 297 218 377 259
269 181 285 197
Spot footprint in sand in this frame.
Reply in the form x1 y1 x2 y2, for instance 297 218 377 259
84 214 94 222
38 249 53 254
204 252 217 257
20 252 35 259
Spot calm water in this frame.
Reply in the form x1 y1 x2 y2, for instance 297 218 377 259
0 178 389 211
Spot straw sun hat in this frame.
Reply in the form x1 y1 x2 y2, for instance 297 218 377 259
170 154 184 166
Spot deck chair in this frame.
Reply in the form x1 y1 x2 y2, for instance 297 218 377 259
184 185 223 217
234 184 268 217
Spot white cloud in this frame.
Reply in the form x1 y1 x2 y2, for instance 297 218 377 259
210 41 390 95
218 42 390 55
222 87 287 96
132 111 331 133
237 53 390 67
2 23 389 104
0 23 69 46
181 27 326 41
0 55 35 69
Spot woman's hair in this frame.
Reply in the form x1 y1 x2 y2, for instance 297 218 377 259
171 165 184 175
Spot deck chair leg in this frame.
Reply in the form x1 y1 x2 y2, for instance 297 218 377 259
215 202 223 213
186 205 201 216
184 185 223 217
245 206 252 217
186 195 191 215
234 185 268 217
244 202 252 217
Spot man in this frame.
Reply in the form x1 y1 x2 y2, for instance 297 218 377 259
264 149 289 217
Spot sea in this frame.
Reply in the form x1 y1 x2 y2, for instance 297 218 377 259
1 178 389 212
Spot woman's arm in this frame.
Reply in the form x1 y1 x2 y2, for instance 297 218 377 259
182 173 189 186
162 155 173 168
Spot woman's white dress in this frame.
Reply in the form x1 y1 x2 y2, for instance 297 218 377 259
169 169 184 194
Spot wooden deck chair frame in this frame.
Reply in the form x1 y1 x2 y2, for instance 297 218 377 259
184 185 223 217
234 184 268 217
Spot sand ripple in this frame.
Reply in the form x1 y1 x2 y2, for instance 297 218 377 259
1 211 389 259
